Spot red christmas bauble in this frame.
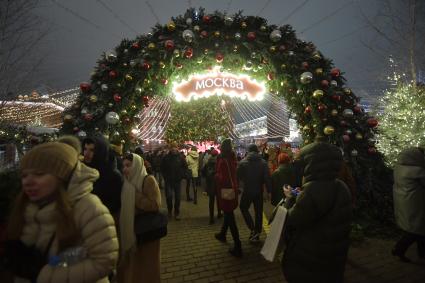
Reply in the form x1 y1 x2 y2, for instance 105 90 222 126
123 117 131 124
113 94 122 102
84 113 93 121
202 15 211 23
80 82 91 93
318 104 326 112
142 62 151 70
164 40 175 51
73 127 79 132
142 96 149 104
302 62 309 70
353 105 362 113
215 53 224 63
342 135 350 143
176 63 183 69
279 45 286 52
367 118 378 128
368 147 377 155
340 120 348 127
330 68 340 77
108 70 117 79
132 42 140 49
304 106 312 114
200 31 208 38
247 32 256 41
184 48 193 59
332 94 341 101
321 80 329 88
161 78 168 85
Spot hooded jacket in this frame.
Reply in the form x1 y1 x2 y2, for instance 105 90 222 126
237 151 271 196
282 141 352 283
186 150 200 178
393 147 425 235
83 135 123 214
19 162 118 283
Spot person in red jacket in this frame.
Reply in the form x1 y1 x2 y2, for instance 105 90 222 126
214 138 242 257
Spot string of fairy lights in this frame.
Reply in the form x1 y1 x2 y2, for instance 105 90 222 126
1 85 292 142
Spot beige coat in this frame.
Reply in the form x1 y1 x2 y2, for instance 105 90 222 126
118 174 162 283
18 162 118 283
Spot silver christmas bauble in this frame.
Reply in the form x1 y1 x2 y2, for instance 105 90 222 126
105 111 120 125
300 72 313 84
182 29 195 43
224 16 234 26
101 84 108 92
342 109 354 118
234 33 242 40
270 29 282 42
77 131 87 138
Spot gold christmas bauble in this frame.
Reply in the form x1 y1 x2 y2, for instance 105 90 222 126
312 90 324 99
355 133 363 140
241 21 247 29
315 68 323 75
312 52 321 61
89 95 98 103
63 114 73 122
148 43 156 50
125 74 133 81
214 31 221 37
159 61 166 69
343 88 352 95
269 46 277 52
331 109 338 116
167 21 176 31
323 125 335 135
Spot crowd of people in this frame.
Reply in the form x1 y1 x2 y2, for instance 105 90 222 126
1 132 424 283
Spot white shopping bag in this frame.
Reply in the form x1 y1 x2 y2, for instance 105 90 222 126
260 205 287 262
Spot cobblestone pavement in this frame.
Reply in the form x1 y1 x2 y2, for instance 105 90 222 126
159 183 425 283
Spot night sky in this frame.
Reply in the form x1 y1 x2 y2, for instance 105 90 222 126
6 0 425 104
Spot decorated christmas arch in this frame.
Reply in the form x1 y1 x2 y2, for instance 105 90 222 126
62 8 381 168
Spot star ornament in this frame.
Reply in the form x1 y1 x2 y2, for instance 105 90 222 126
172 69 266 102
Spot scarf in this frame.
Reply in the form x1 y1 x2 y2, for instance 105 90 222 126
119 154 147 257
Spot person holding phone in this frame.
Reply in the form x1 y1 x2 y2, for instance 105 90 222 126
281 134 352 283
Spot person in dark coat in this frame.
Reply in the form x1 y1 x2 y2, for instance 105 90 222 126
161 144 186 220
392 147 425 262
214 138 242 257
237 144 272 243
282 135 352 283
82 135 123 217
205 149 222 224
271 152 296 206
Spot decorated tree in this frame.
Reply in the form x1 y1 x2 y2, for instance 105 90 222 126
165 96 232 143
376 82 425 167
61 8 390 219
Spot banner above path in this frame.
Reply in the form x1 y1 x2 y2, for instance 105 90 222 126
172 69 266 102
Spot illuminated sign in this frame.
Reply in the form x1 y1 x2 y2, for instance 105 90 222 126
172 68 266 102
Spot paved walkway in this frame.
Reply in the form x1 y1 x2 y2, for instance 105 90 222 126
159 183 425 283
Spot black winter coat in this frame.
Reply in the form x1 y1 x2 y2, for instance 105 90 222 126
237 152 271 196
161 151 185 183
83 135 123 214
282 141 352 283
